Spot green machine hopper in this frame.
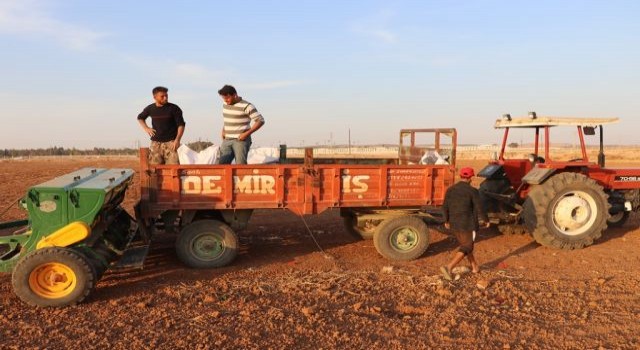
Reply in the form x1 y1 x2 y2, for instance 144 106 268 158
0 168 142 307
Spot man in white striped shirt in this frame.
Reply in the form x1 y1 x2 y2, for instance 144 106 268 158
217 85 265 164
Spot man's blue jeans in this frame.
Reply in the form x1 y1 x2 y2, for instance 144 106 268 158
218 136 251 164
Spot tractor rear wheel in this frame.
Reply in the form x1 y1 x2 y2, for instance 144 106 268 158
607 211 630 228
12 247 95 307
523 173 609 250
373 216 430 261
176 219 239 268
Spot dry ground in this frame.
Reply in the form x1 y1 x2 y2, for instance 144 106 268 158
1 155 639 349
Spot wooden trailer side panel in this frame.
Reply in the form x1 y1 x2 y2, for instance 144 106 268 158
139 150 456 217
141 163 306 215
314 165 454 210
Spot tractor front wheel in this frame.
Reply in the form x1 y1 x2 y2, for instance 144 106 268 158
373 216 430 261
176 220 239 268
523 173 609 250
12 247 95 307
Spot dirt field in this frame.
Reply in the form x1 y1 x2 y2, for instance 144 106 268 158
1 156 640 349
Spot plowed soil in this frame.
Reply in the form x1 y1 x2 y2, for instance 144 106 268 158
1 157 639 349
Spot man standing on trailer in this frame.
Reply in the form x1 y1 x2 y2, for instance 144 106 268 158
137 86 185 233
440 167 490 280
217 85 265 164
137 86 186 164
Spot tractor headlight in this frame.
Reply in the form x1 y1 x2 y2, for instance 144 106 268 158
528 153 536 163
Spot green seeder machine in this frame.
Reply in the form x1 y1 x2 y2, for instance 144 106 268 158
0 168 144 307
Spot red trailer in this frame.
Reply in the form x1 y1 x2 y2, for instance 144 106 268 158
136 129 457 267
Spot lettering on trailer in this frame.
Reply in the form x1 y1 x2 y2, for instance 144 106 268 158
180 174 371 195
615 176 640 182
341 175 370 193
181 175 276 195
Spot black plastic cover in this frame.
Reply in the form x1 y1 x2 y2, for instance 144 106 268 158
478 164 506 180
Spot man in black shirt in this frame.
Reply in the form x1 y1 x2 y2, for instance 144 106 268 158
137 86 186 164
440 167 490 280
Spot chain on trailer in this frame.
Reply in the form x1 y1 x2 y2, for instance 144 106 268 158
294 208 334 260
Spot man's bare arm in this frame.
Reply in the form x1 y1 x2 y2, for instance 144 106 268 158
472 190 490 228
171 125 185 151
138 119 155 137
238 120 264 141
443 192 450 229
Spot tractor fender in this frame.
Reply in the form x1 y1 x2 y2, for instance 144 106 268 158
522 167 556 185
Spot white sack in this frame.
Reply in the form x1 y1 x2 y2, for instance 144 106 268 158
177 145 219 164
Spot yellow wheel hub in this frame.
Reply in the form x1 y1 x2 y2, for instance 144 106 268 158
28 263 77 299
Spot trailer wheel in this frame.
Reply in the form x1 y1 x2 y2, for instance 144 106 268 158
342 216 378 240
176 219 238 268
12 247 95 307
523 173 609 250
373 216 430 261
607 211 629 228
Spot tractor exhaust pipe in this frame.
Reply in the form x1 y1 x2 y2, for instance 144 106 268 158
598 125 605 168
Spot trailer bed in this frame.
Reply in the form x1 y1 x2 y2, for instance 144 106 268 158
139 155 454 218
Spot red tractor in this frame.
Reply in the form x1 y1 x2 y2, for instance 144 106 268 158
478 113 640 249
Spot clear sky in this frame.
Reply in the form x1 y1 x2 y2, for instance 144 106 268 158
1 0 639 149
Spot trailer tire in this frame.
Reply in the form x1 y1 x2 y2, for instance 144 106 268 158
12 247 95 307
523 173 609 250
373 216 430 261
176 219 238 268
607 211 629 228
342 216 377 240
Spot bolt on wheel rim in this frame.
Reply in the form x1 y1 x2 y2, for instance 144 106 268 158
191 233 225 261
29 262 77 299
390 226 419 251
552 190 598 236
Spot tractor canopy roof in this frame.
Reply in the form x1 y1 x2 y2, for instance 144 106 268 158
494 116 619 129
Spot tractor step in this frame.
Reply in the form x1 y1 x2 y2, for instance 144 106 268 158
113 244 150 270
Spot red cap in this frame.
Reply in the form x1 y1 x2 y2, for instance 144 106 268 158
459 167 475 178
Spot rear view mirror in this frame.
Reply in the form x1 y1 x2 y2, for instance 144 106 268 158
583 126 596 135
